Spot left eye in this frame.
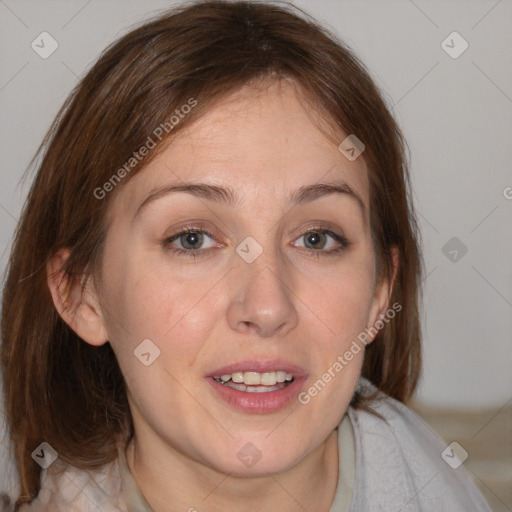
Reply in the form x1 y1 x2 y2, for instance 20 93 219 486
293 229 344 251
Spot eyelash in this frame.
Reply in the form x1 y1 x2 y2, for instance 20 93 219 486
161 225 351 260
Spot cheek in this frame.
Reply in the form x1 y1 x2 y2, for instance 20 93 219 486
294 265 375 416
299 263 376 342
104 259 224 371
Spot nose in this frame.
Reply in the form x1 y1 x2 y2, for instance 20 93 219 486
226 243 299 338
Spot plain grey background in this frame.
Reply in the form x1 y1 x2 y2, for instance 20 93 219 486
1 0 511 497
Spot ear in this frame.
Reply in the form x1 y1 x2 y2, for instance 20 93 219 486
365 246 399 344
46 248 108 346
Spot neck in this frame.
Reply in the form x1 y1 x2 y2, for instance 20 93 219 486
125 427 339 512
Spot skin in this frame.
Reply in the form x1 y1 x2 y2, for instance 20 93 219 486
48 78 397 511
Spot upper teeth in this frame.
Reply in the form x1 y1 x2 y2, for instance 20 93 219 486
218 371 293 386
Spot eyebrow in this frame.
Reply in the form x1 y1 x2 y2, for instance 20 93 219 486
133 181 366 221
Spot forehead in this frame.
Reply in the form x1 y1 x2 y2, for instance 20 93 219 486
114 79 370 218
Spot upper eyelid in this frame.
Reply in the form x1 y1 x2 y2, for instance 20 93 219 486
165 227 218 245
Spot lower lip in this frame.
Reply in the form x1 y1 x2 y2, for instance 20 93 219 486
206 376 307 414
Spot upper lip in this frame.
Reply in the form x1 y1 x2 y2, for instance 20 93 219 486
206 359 308 378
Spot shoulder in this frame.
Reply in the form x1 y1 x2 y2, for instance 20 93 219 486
18 457 128 512
345 377 492 512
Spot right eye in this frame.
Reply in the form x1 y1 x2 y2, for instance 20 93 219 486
162 226 220 259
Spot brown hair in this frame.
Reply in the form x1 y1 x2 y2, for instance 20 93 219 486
1 0 423 508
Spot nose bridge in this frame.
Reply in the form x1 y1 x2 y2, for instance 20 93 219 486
226 232 298 337
237 231 289 302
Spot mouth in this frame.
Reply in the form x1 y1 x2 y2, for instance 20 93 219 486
211 370 295 393
205 363 307 413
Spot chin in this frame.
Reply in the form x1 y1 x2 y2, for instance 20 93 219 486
223 459 296 478
202 441 300 477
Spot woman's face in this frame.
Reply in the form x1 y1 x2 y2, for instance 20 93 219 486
94 79 392 476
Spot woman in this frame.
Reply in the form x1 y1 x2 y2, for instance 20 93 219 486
1 1 492 510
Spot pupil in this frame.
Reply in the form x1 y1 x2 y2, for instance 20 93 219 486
307 232 324 248
183 232 201 249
